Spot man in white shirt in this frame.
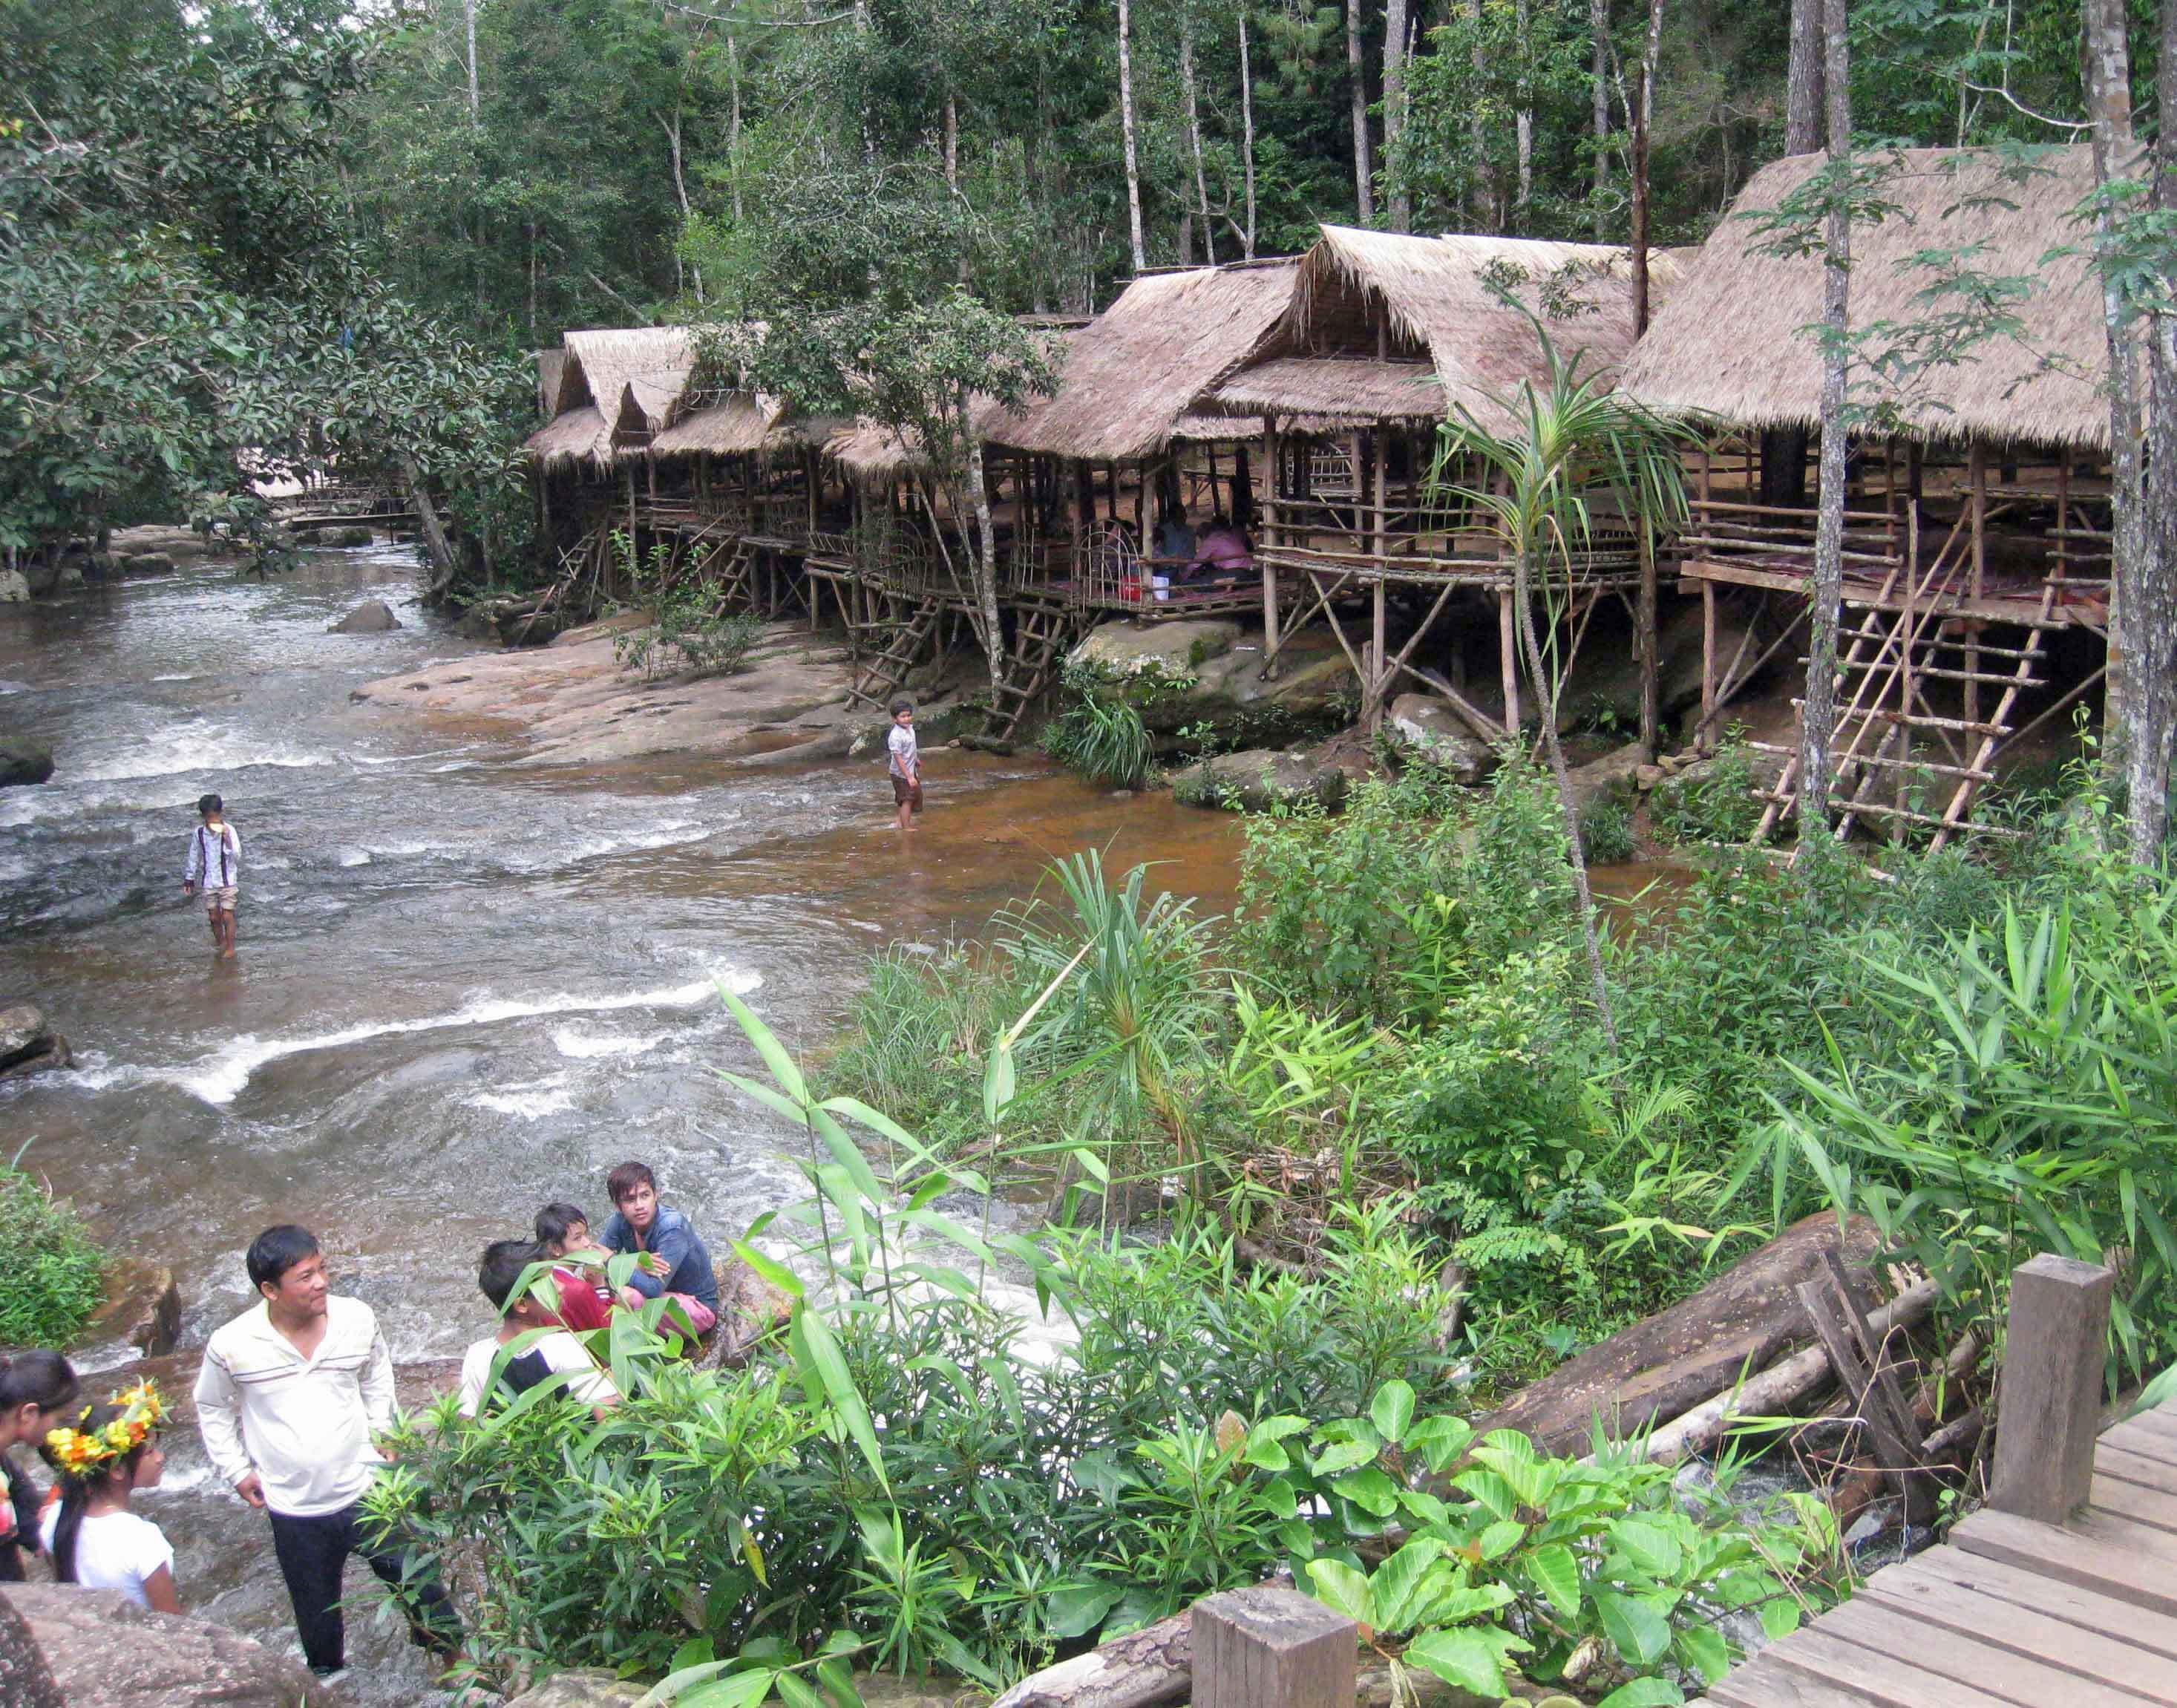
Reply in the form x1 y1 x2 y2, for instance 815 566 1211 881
194 1226 461 1679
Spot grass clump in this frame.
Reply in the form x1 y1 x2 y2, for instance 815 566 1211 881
1040 664 1156 788
0 1157 106 1346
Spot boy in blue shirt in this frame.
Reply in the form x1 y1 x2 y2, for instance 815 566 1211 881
598 1162 718 1336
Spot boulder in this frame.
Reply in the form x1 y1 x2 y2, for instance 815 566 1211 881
0 738 54 788
503 1670 652 1708
3 1583 335 1708
336 526 376 548
120 552 177 577
0 1001 45 1060
703 1255 793 1368
1173 747 1348 814
1472 1211 1882 1457
1070 617 1244 678
1564 739 1651 812
330 599 402 634
0 1592 65 1708
0 1035 71 1080
82 1260 184 1358
0 568 29 602
1385 694 1496 785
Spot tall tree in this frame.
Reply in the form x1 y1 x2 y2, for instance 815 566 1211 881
1238 7 1258 257
1516 0 1536 224
1787 0 1824 152
2082 0 2149 817
1628 0 1663 332
1119 0 1148 271
1800 0 1854 825
1589 0 1610 239
1179 12 1215 264
2129 0 2177 857
1348 0 1375 222
1385 0 1412 229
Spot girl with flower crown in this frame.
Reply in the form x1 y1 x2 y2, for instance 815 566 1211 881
38 1381 181 1612
0 1350 78 1583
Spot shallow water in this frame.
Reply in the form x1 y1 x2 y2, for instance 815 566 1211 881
0 546 1243 1695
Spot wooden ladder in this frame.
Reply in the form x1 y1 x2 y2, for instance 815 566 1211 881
847 597 941 710
984 602 1075 740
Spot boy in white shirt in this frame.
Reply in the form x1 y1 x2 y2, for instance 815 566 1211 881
457 1240 620 1420
886 698 922 831
180 792 242 958
194 1225 461 1679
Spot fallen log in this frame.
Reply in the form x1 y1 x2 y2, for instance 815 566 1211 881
1639 1276 1942 1465
989 1611 1193 1708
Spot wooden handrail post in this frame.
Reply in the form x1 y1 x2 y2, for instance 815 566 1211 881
1194 1586 1357 1708
1988 1253 2115 1525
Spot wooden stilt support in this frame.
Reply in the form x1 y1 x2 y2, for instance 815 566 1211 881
1499 589 1520 735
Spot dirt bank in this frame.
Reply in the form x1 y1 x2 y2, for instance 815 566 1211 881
350 615 966 768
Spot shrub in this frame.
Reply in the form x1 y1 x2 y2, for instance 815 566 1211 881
0 1159 106 1346
1041 667 1155 788
1649 730 1764 845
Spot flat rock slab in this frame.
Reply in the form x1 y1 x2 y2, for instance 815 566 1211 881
4 1584 334 1708
1474 1211 1881 1456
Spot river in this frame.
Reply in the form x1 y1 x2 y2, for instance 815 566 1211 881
0 544 1245 1697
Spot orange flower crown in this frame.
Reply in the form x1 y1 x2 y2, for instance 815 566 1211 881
44 1379 166 1476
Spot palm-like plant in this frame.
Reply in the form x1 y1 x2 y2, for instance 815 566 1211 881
1435 317 1705 1050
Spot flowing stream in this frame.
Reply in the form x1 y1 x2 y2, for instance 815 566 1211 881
0 545 1245 1697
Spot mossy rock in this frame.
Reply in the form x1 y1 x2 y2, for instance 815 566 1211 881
1174 747 1347 814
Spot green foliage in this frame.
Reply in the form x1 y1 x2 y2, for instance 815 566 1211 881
612 532 767 680
1648 733 1765 847
1041 667 1156 789
0 1155 106 1348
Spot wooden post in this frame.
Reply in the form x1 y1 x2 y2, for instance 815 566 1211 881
1988 1254 2115 1526
1193 1586 1356 1708
1499 588 1520 733
1967 444 1987 729
1370 428 1388 727
1698 581 1718 755
1638 526 1659 756
1262 419 1282 678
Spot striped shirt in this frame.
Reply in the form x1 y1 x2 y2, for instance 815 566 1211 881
183 822 243 889
194 1297 393 1517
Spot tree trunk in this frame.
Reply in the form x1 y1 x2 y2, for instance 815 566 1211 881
2083 0 2150 819
465 0 479 121
1239 10 1258 258
1515 0 1534 226
1348 0 1374 223
1181 24 1216 264
944 92 959 189
1629 0 1661 333
1119 0 1148 271
2131 0 2177 859
1787 0 1824 152
1464 0 1491 229
727 34 746 226
1590 0 1610 240
1801 0 1853 828
963 414 1006 702
1385 0 1412 230
402 457 459 595
1514 544 1618 1051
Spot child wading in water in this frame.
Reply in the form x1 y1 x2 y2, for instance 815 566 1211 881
887 698 922 831
182 792 242 958
39 1380 183 1612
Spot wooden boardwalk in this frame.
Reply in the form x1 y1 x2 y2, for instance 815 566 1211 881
1707 1395 2177 1706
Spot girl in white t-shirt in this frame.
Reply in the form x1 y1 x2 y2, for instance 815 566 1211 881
39 1381 180 1614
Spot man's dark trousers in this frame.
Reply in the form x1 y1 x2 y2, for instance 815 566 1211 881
266 1501 461 1675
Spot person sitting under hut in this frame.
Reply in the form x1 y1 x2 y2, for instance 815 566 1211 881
1188 514 1252 584
598 1162 719 1339
1153 509 1197 563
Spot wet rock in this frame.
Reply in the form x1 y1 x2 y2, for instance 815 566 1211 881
1173 747 1347 814
0 738 55 787
0 568 29 602
3 1583 335 1708
853 1675 975 1708
502 1671 650 1708
701 1256 793 1369
0 1002 45 1059
0 1035 71 1080
0 1592 65 1708
1386 694 1496 784
120 552 177 577
330 599 402 634
82 1260 184 1358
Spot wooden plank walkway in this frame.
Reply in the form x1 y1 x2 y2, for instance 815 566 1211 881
1706 1397 2177 1706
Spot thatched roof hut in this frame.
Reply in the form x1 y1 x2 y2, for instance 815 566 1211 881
535 349 568 419
1618 145 2106 451
983 259 1299 461
824 420 929 485
525 327 696 468
1197 228 1676 433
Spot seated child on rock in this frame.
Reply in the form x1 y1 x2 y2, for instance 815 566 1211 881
534 1201 616 1333
457 1240 620 1420
598 1162 719 1338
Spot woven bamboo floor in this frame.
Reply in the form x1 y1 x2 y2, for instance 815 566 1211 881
1706 1397 2177 1706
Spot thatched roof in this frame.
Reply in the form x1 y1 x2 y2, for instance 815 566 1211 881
825 419 929 485
983 260 1299 461
535 349 568 419
1618 145 2106 450
527 327 695 466
1197 228 1676 432
524 406 609 471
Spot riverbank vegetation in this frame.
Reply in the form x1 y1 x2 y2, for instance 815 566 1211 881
0 1149 106 1347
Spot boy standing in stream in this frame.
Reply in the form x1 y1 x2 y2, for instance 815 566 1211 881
181 792 242 958
887 698 922 831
